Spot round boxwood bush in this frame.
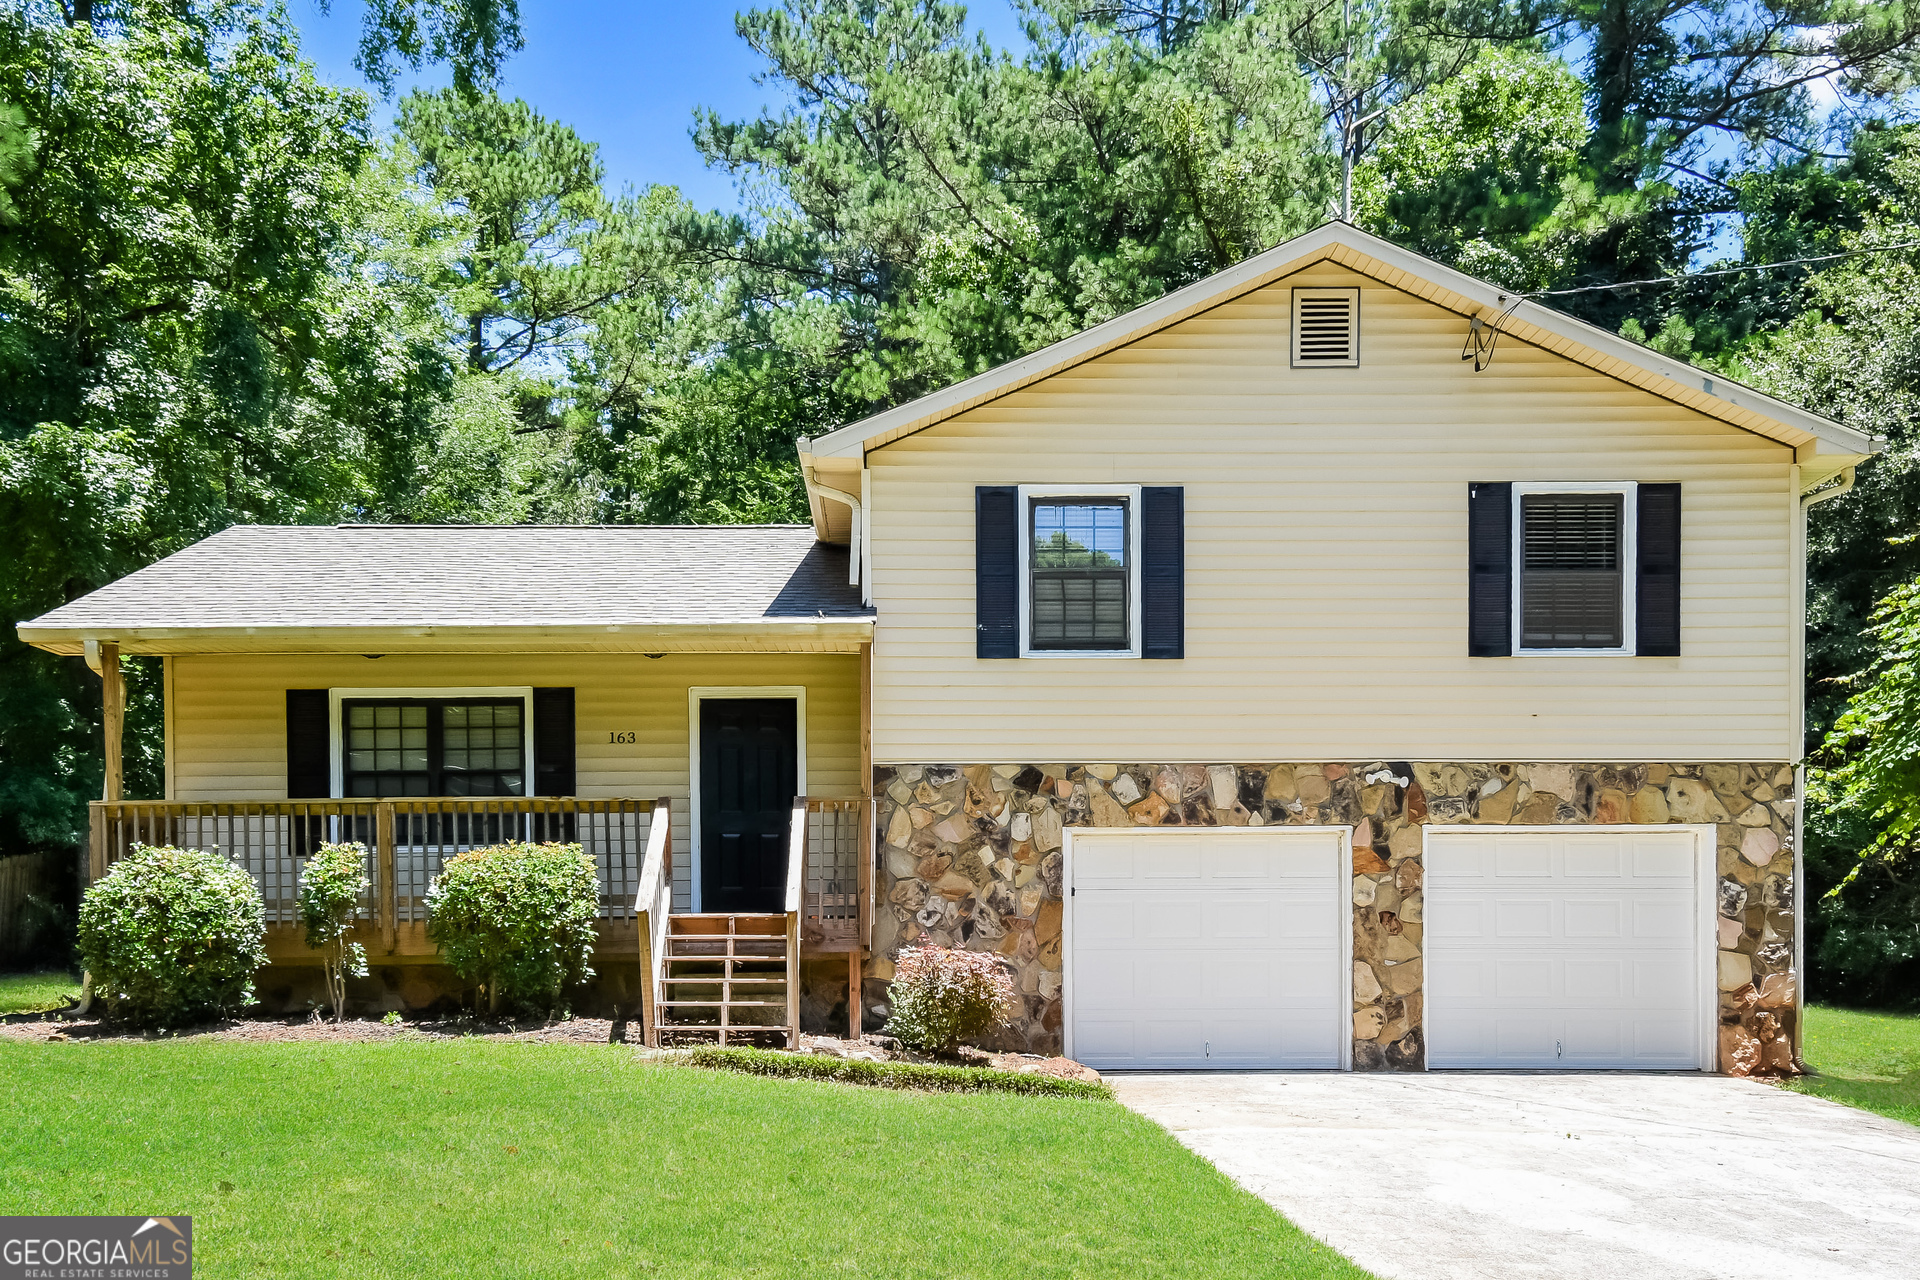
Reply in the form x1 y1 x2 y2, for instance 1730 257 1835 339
426 841 598 1014
76 844 268 1028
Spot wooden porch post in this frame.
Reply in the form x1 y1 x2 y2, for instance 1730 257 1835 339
852 639 873 1039
92 640 124 803
377 802 397 951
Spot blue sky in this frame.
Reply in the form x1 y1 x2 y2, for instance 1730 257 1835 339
293 0 1032 213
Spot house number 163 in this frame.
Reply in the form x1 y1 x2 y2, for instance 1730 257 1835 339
608 731 636 744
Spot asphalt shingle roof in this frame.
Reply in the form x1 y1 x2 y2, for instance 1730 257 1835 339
22 525 869 631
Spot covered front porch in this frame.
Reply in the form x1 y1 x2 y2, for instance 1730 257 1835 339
87 791 872 1043
19 523 881 1042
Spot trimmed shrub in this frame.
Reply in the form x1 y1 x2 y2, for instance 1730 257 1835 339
883 945 1016 1053
75 844 267 1027
426 841 598 1014
684 1046 1111 1099
298 841 370 1022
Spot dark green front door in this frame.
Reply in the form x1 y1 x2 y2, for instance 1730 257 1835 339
699 698 797 912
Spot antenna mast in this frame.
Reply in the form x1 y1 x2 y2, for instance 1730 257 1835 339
1340 0 1353 222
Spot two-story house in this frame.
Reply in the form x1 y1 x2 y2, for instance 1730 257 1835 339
19 223 1874 1074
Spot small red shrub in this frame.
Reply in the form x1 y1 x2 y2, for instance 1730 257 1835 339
884 946 1016 1053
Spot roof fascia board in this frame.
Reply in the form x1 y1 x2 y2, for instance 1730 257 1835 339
803 222 1873 462
17 619 875 658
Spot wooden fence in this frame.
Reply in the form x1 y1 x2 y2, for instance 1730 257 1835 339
0 851 65 961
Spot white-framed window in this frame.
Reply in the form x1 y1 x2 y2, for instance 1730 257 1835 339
1512 482 1637 656
326 686 536 798
1018 483 1142 658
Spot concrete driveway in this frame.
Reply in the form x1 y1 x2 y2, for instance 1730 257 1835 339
1111 1072 1920 1280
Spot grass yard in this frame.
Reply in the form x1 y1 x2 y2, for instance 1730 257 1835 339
0 969 79 1015
1786 1004 1920 1127
0 1041 1371 1279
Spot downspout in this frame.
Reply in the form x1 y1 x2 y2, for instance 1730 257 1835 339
802 464 863 594
1792 464 1856 1066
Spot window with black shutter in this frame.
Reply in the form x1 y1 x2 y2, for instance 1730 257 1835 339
1505 483 1659 655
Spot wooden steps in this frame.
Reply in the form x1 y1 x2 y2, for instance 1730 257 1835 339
656 913 795 1047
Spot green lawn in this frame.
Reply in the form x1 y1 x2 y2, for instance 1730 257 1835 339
0 969 79 1014
0 1041 1370 1279
1786 1004 1920 1127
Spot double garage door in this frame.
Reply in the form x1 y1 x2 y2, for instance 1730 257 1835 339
1066 827 1709 1071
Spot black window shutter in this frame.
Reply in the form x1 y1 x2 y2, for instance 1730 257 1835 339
1141 486 1185 659
533 687 576 796
1468 483 1513 657
286 689 331 798
976 486 1018 658
1636 483 1682 656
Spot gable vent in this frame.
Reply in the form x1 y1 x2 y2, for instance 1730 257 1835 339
1291 287 1360 367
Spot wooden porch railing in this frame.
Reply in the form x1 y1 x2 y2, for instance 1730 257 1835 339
784 798 807 1043
799 797 872 953
88 797 664 949
632 799 673 1047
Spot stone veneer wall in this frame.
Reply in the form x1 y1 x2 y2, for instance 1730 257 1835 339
870 761 1799 1074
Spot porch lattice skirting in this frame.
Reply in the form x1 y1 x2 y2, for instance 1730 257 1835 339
871 762 1798 1073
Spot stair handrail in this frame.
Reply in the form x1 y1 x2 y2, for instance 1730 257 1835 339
633 797 673 1048
784 796 807 1046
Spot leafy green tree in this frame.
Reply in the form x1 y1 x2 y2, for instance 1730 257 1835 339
1808 580 1920 1007
321 0 523 96
1413 0 1920 317
0 0 446 858
1716 127 1920 1004
1355 44 1588 288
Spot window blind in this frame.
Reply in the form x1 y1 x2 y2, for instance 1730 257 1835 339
1520 493 1624 648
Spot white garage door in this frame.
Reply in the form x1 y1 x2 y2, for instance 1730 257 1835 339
1067 829 1346 1070
1426 830 1708 1070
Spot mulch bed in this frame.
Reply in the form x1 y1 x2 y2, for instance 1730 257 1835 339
0 1006 628 1045
798 1032 1102 1083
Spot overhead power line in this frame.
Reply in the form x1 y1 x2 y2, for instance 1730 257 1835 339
1463 238 1920 371
1517 240 1920 299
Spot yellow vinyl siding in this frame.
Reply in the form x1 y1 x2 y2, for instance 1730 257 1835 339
169 652 860 911
867 262 1795 763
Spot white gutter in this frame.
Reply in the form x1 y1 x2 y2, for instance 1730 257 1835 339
1790 463 1857 1065
802 463 863 592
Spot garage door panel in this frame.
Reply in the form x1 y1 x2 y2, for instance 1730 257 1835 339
1495 900 1553 936
1209 898 1274 939
1275 955 1340 999
1565 841 1624 876
1146 900 1204 940
1566 1021 1622 1059
1564 900 1623 937
1070 830 1345 1071
1201 954 1273 1002
1274 898 1337 939
1429 830 1704 1070
1495 841 1554 876
1633 1019 1694 1061
1075 897 1140 943
1427 843 1488 878
1429 901 1486 940
1633 841 1693 878
1495 1017 1560 1060
1142 842 1202 882
1634 900 1691 938
1564 959 1624 999
1073 1020 1136 1060
1494 960 1553 998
